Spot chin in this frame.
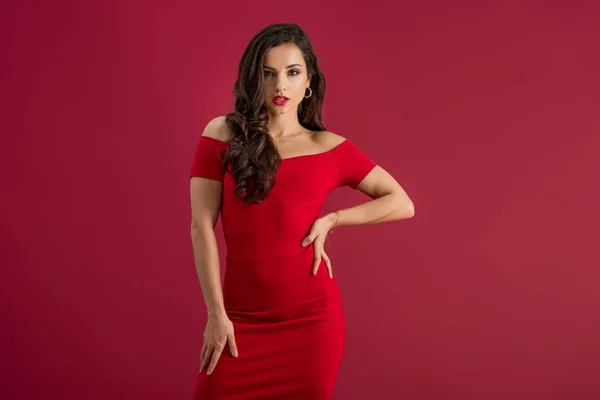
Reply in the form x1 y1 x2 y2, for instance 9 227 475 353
268 106 289 115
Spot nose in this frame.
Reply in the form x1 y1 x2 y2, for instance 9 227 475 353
274 75 287 93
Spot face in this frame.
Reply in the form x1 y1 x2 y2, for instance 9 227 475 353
262 43 311 115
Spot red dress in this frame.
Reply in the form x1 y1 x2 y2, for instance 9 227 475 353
190 135 376 400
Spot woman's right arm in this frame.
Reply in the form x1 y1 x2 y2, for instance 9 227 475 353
190 116 229 319
190 116 237 375
190 176 225 319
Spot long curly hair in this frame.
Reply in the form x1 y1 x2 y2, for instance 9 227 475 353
223 23 326 204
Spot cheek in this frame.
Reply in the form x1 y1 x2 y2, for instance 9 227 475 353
291 82 307 101
292 80 307 92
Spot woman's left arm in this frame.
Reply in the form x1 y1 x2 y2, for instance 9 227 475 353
302 165 414 277
330 165 414 228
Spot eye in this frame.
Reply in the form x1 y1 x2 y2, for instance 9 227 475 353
289 69 299 76
263 70 274 77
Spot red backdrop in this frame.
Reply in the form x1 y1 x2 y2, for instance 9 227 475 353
2 1 599 399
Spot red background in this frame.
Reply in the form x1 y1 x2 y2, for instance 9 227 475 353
2 1 599 399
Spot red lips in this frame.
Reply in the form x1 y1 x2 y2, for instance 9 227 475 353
273 96 289 106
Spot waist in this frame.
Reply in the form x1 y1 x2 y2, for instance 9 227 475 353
223 252 342 321
223 225 317 260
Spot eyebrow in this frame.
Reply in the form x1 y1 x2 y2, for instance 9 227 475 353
263 64 303 70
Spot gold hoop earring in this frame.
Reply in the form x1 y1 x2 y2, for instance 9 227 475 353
304 87 313 99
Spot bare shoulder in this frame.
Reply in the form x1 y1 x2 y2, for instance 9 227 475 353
313 130 347 149
202 115 233 142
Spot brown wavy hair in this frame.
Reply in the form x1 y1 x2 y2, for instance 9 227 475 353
223 23 326 204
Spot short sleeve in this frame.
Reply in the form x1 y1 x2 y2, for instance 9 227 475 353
332 139 377 189
189 136 227 181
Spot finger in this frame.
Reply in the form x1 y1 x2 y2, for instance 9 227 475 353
199 342 207 372
207 346 224 375
302 233 316 247
313 236 325 275
200 345 213 373
322 251 333 278
312 235 327 275
228 331 238 358
312 248 321 275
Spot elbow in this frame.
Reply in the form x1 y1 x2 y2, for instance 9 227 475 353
403 200 415 219
390 190 414 219
406 202 415 218
191 219 214 234
190 222 202 237
389 193 414 220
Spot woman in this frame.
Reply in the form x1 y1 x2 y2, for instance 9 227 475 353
190 23 414 399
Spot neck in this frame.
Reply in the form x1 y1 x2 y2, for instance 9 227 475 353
267 111 304 139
